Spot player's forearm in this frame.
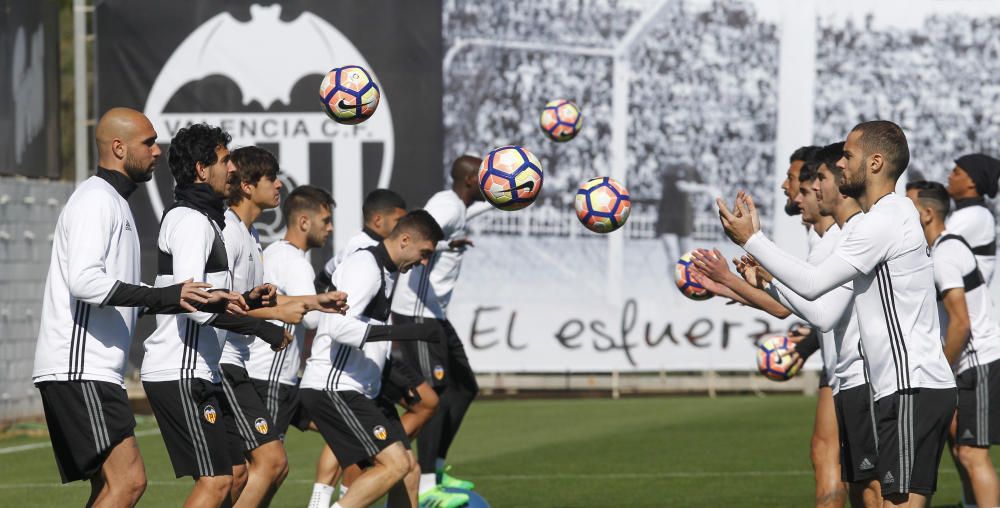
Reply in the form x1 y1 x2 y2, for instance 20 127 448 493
711 280 751 306
210 313 285 346
722 272 791 318
943 320 970 367
744 232 857 300
770 281 851 332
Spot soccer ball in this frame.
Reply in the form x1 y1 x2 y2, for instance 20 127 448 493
539 100 582 142
675 251 712 300
575 177 631 233
478 146 544 211
757 335 801 381
319 65 380 125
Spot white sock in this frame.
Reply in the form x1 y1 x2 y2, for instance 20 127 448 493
309 483 335 508
331 503 344 508
339 483 348 498
419 472 437 494
435 457 446 472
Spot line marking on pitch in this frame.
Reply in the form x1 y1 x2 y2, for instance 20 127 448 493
0 429 161 455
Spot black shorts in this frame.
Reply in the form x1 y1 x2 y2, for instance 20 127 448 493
380 355 425 408
143 378 239 478
299 388 406 468
956 360 1000 447
37 380 136 483
834 384 878 483
391 313 449 389
874 387 956 496
249 378 310 438
220 364 280 453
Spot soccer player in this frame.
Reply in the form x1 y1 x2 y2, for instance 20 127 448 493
695 144 855 507
907 181 1000 508
32 108 240 507
945 154 1000 284
299 210 446 508
316 189 445 506
390 155 486 503
141 123 291 508
220 147 348 507
720 121 956 506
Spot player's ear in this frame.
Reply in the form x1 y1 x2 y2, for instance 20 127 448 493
869 153 883 175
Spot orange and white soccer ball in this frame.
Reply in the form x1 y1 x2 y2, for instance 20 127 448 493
757 334 801 381
539 100 582 142
319 65 380 125
574 177 630 233
478 146 544 211
675 251 712 300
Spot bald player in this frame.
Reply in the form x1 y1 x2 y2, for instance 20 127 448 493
32 108 241 507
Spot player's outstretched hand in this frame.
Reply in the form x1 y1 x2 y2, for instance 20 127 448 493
449 238 474 250
276 301 308 325
211 290 248 315
316 291 349 314
689 269 727 298
690 248 731 283
178 279 215 312
248 283 278 308
716 192 759 246
271 329 294 352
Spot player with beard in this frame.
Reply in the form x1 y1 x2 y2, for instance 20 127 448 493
141 124 292 508
907 181 1000 508
945 154 1000 284
721 121 956 507
694 145 852 507
32 108 241 507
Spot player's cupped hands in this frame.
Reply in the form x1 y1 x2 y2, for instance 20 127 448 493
690 248 733 284
315 291 349 314
733 254 771 289
271 329 294 352
716 191 760 246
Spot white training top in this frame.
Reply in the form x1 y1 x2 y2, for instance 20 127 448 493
246 240 321 386
772 215 867 394
746 193 956 401
323 228 382 278
932 231 1000 374
220 209 264 368
392 189 468 319
32 175 141 387
300 246 397 398
141 207 231 383
946 202 996 284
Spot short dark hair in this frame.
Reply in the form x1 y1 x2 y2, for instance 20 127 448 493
816 141 846 182
228 146 280 206
851 120 910 179
905 180 950 218
790 145 820 164
451 155 482 183
283 185 335 223
168 123 232 185
798 153 821 183
389 209 444 244
362 189 407 224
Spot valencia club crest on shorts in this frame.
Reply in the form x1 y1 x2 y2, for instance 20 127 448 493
203 405 217 424
433 365 445 381
255 417 269 435
373 425 387 440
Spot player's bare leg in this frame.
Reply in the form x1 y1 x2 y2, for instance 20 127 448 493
230 462 248 504
957 443 1000 507
387 450 421 508
187 474 234 508
812 386 847 507
338 442 411 508
882 492 929 508
86 436 147 507
236 440 288 507
848 479 881 508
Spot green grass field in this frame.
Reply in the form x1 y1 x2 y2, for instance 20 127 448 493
0 395 990 507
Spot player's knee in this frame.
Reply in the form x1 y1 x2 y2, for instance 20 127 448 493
256 443 289 481
126 469 147 504
199 475 234 501
956 444 987 469
378 444 412 481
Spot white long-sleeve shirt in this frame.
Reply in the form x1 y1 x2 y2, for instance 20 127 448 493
946 200 996 283
246 240 320 386
220 209 264 368
392 190 468 319
32 174 141 387
141 206 231 383
300 244 397 398
323 228 382 279
745 193 955 401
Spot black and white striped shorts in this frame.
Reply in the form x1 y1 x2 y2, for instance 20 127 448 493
875 387 956 496
956 360 1000 447
143 378 237 478
299 388 406 468
37 380 136 483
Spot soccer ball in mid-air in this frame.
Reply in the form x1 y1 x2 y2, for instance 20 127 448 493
575 177 630 233
478 146 544 211
539 99 582 142
757 335 801 381
319 65 380 125
675 251 712 301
